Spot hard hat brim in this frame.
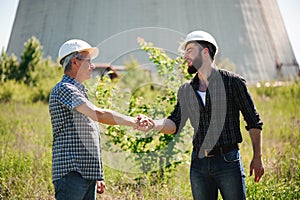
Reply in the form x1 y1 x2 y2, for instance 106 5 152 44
58 47 99 64
179 31 219 55
80 47 99 59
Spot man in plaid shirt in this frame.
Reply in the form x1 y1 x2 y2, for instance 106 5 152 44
49 39 149 200
138 31 264 200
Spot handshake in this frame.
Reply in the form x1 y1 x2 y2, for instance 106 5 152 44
133 114 156 132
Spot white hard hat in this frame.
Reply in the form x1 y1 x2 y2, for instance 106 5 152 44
181 30 218 54
58 39 99 64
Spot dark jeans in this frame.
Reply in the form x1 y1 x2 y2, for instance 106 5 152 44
190 149 246 200
53 171 96 200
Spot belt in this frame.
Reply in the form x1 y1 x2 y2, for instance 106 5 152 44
194 144 239 157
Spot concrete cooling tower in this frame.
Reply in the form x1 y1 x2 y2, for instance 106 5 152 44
7 0 299 82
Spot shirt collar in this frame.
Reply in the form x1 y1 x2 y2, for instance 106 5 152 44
62 75 86 91
190 67 219 87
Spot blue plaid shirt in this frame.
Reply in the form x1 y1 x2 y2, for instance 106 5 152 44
49 75 104 181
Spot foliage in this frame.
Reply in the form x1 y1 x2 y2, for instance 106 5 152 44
0 36 299 199
0 37 63 103
0 80 31 103
242 81 300 200
19 36 43 85
0 50 18 83
0 81 299 200
29 58 62 102
94 38 192 183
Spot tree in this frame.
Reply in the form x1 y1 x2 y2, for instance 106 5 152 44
18 36 43 85
0 49 19 83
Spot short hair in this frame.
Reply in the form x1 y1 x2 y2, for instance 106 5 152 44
186 41 216 60
60 52 80 72
197 41 216 60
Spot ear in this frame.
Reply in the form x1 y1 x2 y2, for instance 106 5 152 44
71 57 77 65
202 48 211 58
203 47 209 54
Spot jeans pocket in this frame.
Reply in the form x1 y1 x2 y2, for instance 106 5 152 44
223 150 240 163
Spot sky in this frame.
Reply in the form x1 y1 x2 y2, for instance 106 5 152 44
0 0 299 64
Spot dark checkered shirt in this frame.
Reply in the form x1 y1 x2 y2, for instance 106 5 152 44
168 68 263 152
49 75 104 181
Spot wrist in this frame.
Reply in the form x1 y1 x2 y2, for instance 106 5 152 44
152 124 158 131
253 154 262 159
130 117 138 128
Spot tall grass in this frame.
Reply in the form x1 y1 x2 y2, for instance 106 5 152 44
244 82 300 199
0 102 54 199
0 82 299 199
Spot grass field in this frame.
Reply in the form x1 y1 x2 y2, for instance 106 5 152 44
0 82 299 199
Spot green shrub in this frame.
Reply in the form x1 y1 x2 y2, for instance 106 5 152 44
95 38 191 184
0 50 19 83
0 80 31 103
0 37 63 103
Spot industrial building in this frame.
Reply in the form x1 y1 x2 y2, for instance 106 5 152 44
7 0 299 82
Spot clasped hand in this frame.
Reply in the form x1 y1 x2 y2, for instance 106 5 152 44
133 114 155 132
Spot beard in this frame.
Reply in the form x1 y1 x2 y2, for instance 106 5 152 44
187 65 198 74
187 56 203 74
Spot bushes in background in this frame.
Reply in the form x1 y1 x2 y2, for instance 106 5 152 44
0 36 62 103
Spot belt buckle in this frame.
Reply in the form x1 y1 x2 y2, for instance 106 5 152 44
204 149 214 157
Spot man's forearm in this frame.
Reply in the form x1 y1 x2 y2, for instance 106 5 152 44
249 128 262 158
76 102 137 127
249 128 265 182
153 118 176 134
96 109 136 127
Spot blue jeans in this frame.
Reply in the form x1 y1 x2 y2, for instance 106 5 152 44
53 171 96 200
190 149 246 200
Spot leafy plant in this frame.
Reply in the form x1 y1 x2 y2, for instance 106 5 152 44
95 38 192 183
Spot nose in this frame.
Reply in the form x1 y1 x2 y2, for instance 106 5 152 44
184 53 189 61
89 63 95 70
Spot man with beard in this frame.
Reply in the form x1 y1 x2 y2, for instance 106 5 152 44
138 30 264 200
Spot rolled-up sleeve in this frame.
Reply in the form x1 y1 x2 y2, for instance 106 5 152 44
233 77 263 131
167 101 182 134
167 85 189 134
